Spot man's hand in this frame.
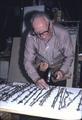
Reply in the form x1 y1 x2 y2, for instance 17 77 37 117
35 78 49 89
54 70 65 81
39 62 48 71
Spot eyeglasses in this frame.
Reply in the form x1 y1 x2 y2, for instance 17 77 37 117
32 22 50 38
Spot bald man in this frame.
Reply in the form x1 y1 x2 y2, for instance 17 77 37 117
24 11 74 89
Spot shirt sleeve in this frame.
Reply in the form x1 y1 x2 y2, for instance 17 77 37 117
60 31 75 74
24 34 40 82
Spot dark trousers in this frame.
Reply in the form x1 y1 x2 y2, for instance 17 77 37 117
19 115 59 120
19 115 43 120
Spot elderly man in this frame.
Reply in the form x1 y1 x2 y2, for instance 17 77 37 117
18 11 74 120
24 11 74 89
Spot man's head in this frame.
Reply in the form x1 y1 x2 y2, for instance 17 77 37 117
31 12 53 41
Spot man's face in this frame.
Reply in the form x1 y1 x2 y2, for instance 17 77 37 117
32 17 53 41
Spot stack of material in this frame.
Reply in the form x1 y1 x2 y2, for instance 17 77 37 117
0 112 11 120
0 112 19 120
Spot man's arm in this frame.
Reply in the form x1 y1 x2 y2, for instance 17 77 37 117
60 31 74 75
24 34 40 82
24 34 48 89
52 29 74 81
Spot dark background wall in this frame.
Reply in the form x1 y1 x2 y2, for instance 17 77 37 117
0 0 82 52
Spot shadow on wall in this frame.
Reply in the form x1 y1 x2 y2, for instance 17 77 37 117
18 11 39 83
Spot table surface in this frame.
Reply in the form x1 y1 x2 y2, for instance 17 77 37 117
0 82 82 120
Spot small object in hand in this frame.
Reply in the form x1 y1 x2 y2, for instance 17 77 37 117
52 70 65 83
39 62 48 71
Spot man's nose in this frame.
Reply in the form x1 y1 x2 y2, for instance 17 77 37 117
42 35 46 39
